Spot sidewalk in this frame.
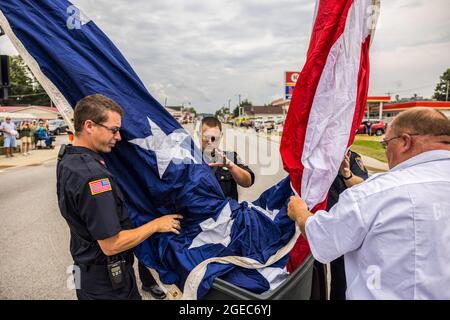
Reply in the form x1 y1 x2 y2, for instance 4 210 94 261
0 135 67 171
360 154 389 173
228 125 389 173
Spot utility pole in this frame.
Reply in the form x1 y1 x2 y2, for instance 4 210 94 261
446 80 449 102
236 94 241 106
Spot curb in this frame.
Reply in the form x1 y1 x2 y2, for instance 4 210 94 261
0 154 58 173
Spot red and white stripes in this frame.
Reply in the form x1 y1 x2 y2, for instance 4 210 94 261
281 0 377 271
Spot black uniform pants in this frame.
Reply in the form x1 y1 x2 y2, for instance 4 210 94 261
330 255 347 300
75 263 142 300
137 261 157 287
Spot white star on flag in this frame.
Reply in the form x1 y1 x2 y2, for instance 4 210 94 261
129 117 201 178
189 202 234 249
247 203 280 222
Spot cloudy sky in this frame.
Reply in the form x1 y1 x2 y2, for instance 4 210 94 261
1 0 449 113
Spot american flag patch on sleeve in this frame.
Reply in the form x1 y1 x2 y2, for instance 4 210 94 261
89 178 112 195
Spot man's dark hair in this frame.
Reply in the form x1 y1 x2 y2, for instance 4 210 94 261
201 116 222 131
74 94 124 135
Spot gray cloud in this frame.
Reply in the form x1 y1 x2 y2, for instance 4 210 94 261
1 0 449 112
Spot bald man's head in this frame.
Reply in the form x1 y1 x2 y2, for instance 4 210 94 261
390 107 450 138
384 107 450 169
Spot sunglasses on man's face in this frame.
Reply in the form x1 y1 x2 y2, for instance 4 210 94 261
92 121 121 134
202 135 221 143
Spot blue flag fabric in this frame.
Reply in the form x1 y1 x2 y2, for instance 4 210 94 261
0 0 296 298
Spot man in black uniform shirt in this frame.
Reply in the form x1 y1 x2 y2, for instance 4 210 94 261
326 149 368 300
199 117 255 201
57 94 182 300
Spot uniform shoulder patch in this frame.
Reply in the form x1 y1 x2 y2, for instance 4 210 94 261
355 157 366 171
89 178 112 195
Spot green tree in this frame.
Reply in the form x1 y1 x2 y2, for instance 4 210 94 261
183 106 197 116
232 99 252 117
433 68 450 101
5 55 50 105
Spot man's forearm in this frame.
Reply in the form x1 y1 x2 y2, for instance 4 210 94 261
343 174 364 188
296 211 313 242
100 222 158 256
229 164 252 187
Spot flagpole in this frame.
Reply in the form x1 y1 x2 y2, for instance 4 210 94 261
370 0 381 48
312 0 320 27
308 0 320 43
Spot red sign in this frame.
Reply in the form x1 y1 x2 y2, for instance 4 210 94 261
285 71 300 86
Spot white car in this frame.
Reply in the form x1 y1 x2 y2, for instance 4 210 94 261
47 119 68 135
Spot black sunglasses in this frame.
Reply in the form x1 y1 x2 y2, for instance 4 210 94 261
92 120 121 134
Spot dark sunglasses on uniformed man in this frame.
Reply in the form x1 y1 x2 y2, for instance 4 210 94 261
92 120 121 134
202 134 221 143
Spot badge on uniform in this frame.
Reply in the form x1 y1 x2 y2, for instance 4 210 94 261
89 178 112 195
355 157 366 171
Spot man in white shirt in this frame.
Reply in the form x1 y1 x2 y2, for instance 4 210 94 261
288 107 450 299
0 117 17 158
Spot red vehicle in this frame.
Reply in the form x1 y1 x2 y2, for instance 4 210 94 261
357 119 386 136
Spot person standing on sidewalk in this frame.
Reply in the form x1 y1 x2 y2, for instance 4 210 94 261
365 120 373 136
0 117 18 158
20 121 32 156
30 120 37 150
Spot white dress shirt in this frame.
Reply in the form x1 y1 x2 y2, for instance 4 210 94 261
306 150 450 299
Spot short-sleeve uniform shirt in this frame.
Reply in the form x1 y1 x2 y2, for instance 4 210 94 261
57 146 134 265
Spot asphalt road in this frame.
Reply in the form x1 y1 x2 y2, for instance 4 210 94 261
220 126 288 202
0 126 287 299
0 158 74 299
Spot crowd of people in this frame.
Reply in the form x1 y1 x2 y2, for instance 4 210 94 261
0 117 54 157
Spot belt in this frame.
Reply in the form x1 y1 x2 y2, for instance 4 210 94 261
75 253 134 273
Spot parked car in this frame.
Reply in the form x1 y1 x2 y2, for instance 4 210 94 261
253 120 264 132
47 119 69 135
358 119 386 136
263 120 275 132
